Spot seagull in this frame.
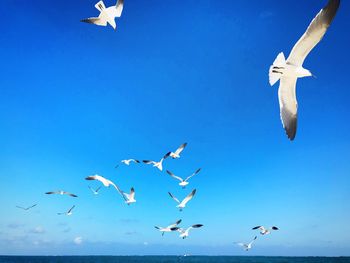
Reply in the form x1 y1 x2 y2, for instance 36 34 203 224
166 168 201 188
120 159 140 166
45 191 78 198
252 226 279 235
269 0 340 140
169 143 187 159
81 0 124 30
118 187 136 205
16 204 37 211
171 224 203 239
143 152 170 171
154 219 182 236
235 236 257 251
88 186 102 195
168 189 196 211
57 205 76 216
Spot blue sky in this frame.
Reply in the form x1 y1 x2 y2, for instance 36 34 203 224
0 0 349 256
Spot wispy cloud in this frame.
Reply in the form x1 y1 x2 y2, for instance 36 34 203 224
73 237 83 245
7 223 25 229
28 226 46 234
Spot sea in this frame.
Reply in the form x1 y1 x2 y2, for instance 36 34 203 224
0 257 349 263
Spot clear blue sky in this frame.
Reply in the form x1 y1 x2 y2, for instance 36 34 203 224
0 0 349 256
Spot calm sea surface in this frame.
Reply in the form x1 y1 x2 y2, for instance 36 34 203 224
0 257 349 263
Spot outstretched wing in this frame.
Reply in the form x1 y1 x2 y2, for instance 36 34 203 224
278 77 298 141
143 160 156 165
184 168 201 182
81 17 107 26
166 170 183 182
287 0 340 66
95 0 106 12
168 219 182 228
174 143 187 155
106 0 124 18
180 189 196 206
68 205 75 213
168 192 180 204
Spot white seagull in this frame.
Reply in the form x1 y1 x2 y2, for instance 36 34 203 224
45 191 78 198
154 219 182 236
168 189 196 211
235 236 257 251
169 143 187 159
269 0 340 140
166 168 201 188
252 226 279 235
143 152 170 171
171 224 203 239
57 205 76 216
81 0 124 30
120 159 140 166
16 204 37 211
118 187 136 205
88 186 102 195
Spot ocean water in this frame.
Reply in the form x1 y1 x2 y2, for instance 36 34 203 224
0 257 349 263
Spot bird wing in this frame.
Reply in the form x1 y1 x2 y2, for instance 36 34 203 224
278 76 298 140
68 205 75 213
168 219 182 228
168 192 180 204
271 226 279 230
235 242 245 247
252 226 262 230
187 224 203 233
143 160 156 165
184 168 201 182
174 143 187 155
180 189 196 206
106 0 124 18
166 170 183 182
45 191 58 195
287 0 340 66
249 236 258 245
28 204 37 210
96 186 102 192
63 192 78 198
16 206 26 210
81 17 107 26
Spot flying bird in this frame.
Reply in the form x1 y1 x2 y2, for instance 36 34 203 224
118 187 136 205
16 204 37 211
235 236 257 251
81 0 124 30
169 143 187 159
88 186 102 195
120 159 140 166
252 226 279 235
166 168 201 188
143 152 170 171
154 219 182 236
45 191 78 198
168 189 196 211
57 205 76 216
171 224 203 239
269 0 340 140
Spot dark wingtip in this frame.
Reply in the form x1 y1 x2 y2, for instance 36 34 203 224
272 226 279 230
252 226 261 230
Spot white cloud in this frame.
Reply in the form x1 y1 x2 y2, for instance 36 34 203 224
29 226 45 234
74 236 83 245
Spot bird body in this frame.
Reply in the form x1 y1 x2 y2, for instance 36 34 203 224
167 168 201 188
143 152 170 171
169 143 187 159
155 219 182 236
236 236 257 251
171 224 203 239
121 159 140 166
168 189 196 211
252 226 279 235
57 205 76 216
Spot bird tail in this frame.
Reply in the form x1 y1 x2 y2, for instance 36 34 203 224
269 52 286 86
